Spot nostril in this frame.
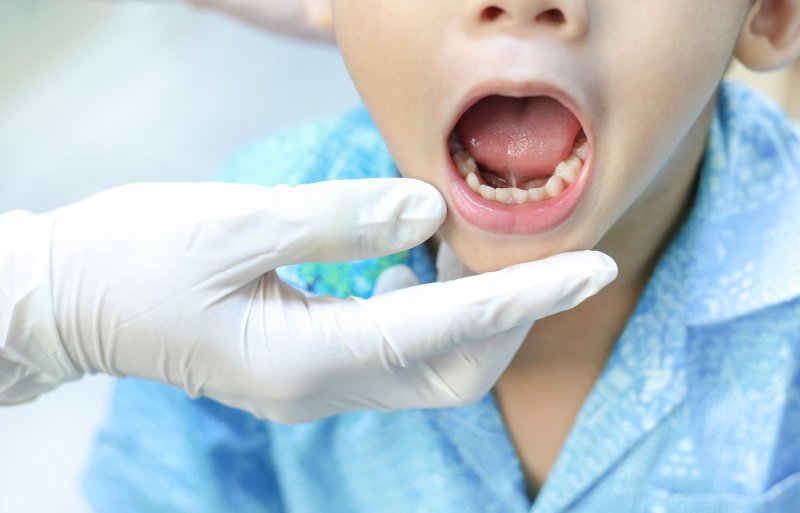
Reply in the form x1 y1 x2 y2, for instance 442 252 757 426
481 6 567 26
536 8 566 25
480 6 507 22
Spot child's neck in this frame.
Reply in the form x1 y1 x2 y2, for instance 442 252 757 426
512 96 716 367
492 98 715 500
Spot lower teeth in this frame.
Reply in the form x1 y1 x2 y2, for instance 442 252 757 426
452 138 587 204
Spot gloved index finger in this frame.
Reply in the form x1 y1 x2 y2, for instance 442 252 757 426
260 178 446 267
353 251 618 367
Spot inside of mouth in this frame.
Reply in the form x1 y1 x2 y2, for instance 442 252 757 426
450 95 588 204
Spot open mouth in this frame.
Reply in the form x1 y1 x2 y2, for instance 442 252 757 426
446 94 592 234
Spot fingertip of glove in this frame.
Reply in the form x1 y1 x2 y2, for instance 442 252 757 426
581 250 619 287
399 179 446 223
496 250 618 301
377 179 445 252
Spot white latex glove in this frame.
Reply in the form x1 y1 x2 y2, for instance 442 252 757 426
0 179 616 423
185 0 335 43
368 242 535 409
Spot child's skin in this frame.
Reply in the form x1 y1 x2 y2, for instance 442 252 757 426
319 0 800 497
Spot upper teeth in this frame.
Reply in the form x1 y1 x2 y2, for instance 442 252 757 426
452 136 588 205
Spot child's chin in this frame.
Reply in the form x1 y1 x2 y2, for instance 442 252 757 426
445 237 575 275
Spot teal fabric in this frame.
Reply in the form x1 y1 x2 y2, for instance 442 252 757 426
84 82 800 512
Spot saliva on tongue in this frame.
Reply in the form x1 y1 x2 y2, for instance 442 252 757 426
457 95 582 189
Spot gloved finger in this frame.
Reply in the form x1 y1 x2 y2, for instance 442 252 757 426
265 178 445 266
352 251 617 367
54 179 443 268
218 178 445 276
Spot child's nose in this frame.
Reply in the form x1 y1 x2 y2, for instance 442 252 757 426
468 0 589 41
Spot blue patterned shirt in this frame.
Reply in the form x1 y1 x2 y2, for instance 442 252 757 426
84 82 800 513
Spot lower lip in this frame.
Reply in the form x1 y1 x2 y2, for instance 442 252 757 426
446 151 592 235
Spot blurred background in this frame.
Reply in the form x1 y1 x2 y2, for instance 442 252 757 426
0 1 359 512
0 1 797 512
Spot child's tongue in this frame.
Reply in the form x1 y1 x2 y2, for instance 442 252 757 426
457 96 582 183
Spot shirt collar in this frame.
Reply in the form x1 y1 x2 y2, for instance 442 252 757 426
681 81 800 326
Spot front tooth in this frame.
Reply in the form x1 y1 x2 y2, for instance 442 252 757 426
555 155 581 185
528 187 546 202
511 188 528 204
545 175 565 198
495 188 512 203
466 172 481 192
454 150 477 177
478 184 496 200
573 141 588 161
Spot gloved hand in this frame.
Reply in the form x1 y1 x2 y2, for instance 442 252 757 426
185 0 335 43
0 179 616 423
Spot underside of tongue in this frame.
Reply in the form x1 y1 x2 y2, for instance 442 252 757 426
457 95 582 183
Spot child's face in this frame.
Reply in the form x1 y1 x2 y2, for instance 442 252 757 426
331 1 754 272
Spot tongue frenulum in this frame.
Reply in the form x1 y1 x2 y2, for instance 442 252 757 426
456 96 582 186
